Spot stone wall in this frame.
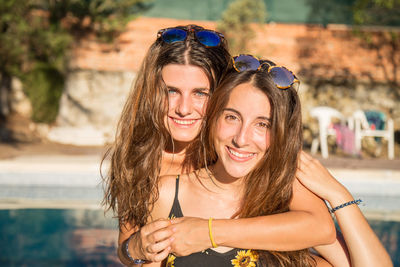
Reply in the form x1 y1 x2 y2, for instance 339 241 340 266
47 71 135 145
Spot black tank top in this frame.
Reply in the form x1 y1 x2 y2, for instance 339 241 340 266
166 175 259 267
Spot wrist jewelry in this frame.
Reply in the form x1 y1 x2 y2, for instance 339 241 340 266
125 233 146 265
208 218 218 248
330 199 362 213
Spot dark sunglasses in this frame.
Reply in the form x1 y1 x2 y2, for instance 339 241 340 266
233 54 299 90
157 26 224 47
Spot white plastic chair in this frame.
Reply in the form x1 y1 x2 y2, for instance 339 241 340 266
310 106 346 159
349 110 394 159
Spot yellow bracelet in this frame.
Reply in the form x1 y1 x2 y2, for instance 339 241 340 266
208 218 218 248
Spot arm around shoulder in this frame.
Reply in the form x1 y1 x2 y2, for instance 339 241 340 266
203 179 336 251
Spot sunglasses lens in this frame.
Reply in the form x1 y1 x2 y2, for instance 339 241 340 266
196 30 221 47
162 28 187 43
234 55 260 72
270 67 295 89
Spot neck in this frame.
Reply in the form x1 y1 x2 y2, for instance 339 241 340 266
161 140 194 176
201 163 245 194
161 150 186 176
164 139 190 154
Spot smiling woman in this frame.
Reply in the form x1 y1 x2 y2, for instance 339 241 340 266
162 64 211 152
214 82 271 179
102 24 233 266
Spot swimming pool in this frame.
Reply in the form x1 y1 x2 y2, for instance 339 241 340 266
0 208 399 266
0 209 120 266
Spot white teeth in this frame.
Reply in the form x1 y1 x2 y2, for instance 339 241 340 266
173 118 196 125
228 147 254 158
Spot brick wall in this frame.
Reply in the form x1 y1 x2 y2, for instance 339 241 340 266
70 17 399 84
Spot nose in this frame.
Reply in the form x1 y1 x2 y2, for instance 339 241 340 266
232 124 250 148
176 94 193 116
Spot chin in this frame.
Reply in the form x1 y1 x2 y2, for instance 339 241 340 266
225 165 252 179
172 134 197 143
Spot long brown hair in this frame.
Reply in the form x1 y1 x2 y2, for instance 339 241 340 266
102 25 231 227
198 68 315 266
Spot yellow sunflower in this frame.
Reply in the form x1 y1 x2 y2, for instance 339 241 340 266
231 250 259 267
166 254 176 267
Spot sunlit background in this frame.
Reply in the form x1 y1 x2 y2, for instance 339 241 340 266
0 0 399 266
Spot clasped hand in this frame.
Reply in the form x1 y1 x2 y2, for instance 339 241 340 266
133 217 210 262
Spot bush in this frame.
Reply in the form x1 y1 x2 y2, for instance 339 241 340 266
24 63 64 123
217 0 266 54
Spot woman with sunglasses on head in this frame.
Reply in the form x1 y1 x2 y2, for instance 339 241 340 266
103 24 232 265
103 27 336 266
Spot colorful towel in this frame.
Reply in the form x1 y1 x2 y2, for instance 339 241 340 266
364 110 386 130
364 110 386 142
333 124 358 156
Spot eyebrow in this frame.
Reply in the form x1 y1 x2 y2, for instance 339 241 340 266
194 88 210 92
223 108 271 122
166 86 210 92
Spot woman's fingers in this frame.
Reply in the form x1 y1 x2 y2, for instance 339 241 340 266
151 247 172 262
136 219 174 261
146 226 174 244
142 219 171 235
298 151 317 169
301 150 314 161
146 237 173 254
296 151 345 201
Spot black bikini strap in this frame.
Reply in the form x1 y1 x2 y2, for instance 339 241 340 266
174 175 180 201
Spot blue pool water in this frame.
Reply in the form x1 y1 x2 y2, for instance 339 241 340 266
0 209 399 266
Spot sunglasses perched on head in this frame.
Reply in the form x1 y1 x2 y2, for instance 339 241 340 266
233 54 299 90
158 26 224 47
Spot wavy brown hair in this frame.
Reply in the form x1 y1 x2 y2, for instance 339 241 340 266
196 67 315 266
102 25 231 227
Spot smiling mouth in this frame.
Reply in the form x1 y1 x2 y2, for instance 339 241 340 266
171 117 198 126
227 146 255 160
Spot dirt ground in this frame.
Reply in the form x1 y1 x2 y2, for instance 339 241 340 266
1 114 399 170
0 114 107 159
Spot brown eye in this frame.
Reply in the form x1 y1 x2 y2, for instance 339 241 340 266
225 114 238 121
257 122 270 129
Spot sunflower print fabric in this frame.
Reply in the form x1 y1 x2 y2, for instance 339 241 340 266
231 250 259 267
166 254 176 267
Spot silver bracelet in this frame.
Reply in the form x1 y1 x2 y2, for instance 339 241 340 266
330 199 362 213
125 233 146 265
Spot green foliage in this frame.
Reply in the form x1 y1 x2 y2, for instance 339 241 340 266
24 63 64 123
38 0 150 42
353 0 400 26
0 0 149 122
305 0 356 26
217 0 266 54
0 0 30 77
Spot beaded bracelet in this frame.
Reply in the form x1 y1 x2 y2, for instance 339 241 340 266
125 233 146 265
330 199 362 213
